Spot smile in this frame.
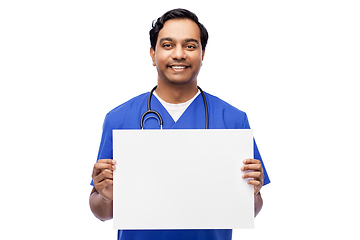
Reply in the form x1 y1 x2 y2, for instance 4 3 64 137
168 65 189 71
171 66 187 69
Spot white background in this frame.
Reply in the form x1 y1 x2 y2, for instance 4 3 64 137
1 0 359 239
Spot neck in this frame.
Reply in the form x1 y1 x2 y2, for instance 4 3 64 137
155 81 198 104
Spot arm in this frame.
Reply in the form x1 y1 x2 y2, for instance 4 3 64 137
241 159 265 218
89 159 116 221
90 187 113 221
254 192 263 217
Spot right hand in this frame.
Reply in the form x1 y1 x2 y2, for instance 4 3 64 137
92 159 116 201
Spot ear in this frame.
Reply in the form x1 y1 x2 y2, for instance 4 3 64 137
201 50 205 66
150 47 156 66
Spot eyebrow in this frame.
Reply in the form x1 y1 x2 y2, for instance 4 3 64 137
159 37 199 45
184 38 199 45
159 37 173 43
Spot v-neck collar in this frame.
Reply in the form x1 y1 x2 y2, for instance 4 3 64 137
151 94 206 129
151 95 175 127
153 91 201 122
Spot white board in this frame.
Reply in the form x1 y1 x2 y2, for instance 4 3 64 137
113 129 254 229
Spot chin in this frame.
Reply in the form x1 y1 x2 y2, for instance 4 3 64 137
167 78 196 85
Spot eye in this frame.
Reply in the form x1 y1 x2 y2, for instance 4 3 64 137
162 43 173 49
186 44 197 50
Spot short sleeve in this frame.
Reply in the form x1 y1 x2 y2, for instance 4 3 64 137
97 113 114 160
90 114 114 186
243 113 271 186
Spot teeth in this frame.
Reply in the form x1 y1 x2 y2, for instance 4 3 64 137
171 66 186 69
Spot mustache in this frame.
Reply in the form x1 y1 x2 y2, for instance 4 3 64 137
167 61 191 67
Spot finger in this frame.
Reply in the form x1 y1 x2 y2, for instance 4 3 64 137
96 159 116 169
241 163 262 172
100 169 114 179
94 178 113 191
242 171 263 180
243 159 261 165
93 169 113 185
247 179 262 187
92 159 116 178
97 159 116 164
94 175 113 193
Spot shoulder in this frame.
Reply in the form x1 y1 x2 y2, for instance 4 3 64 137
205 92 247 116
107 93 148 115
104 92 149 127
204 92 249 129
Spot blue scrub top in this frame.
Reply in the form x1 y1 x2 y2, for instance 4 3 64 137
93 91 270 240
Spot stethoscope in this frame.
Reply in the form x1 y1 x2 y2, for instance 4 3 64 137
140 86 209 129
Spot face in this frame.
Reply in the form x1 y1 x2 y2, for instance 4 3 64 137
150 19 205 86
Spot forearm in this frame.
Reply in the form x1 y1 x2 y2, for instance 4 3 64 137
89 187 113 221
254 192 263 217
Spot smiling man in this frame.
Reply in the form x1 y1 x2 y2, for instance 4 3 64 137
90 8 270 240
150 18 205 103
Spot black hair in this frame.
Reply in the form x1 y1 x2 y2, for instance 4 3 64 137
149 8 209 51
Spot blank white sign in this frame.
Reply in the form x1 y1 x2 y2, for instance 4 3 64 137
113 129 254 229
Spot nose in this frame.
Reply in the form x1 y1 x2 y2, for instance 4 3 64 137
171 45 186 61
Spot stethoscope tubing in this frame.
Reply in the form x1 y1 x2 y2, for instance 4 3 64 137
140 86 209 129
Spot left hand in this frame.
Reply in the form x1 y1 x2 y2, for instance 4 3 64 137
241 159 264 197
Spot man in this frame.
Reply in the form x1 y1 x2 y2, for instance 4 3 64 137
90 8 270 240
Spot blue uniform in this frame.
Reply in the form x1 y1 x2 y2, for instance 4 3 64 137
92 91 270 240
